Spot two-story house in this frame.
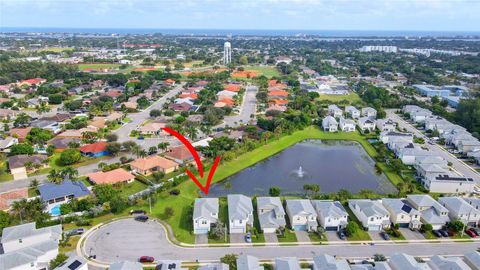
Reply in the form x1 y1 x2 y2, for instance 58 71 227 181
345 106 360 119
348 199 390 231
312 200 348 232
381 198 421 230
228 194 254 234
438 197 480 227
406 195 450 230
193 198 219 234
256 197 286 233
285 200 318 232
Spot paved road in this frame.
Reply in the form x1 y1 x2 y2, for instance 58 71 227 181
83 219 480 264
216 85 258 129
114 84 184 149
386 109 480 183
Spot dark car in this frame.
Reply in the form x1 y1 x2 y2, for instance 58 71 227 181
465 229 477 238
130 209 147 215
432 230 442 237
380 231 390 240
337 231 346 240
134 215 149 222
139 256 155 263
244 233 252 243
438 229 449 237
138 136 145 140
66 228 84 236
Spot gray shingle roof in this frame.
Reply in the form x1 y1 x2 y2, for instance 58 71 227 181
382 198 420 216
8 155 47 170
198 263 229 270
275 258 301 270
313 254 350 270
110 261 143 270
228 194 252 220
312 200 348 220
193 198 219 221
464 252 480 269
38 180 91 202
427 255 471 270
439 197 480 216
257 197 286 230
54 255 88 270
1 222 62 243
286 200 316 217
0 240 58 270
237 255 264 270
349 200 389 218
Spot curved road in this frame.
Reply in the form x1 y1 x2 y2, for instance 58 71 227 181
83 219 479 264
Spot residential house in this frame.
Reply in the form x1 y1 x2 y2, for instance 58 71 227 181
438 197 480 226
0 222 61 253
110 261 143 270
47 137 80 152
361 107 377 119
56 127 98 139
164 145 194 165
198 264 229 270
0 108 18 120
38 180 91 213
0 137 18 152
357 117 376 132
256 197 286 233
0 240 59 270
339 117 356 132
376 119 396 132
139 122 168 136
285 199 318 232
130 155 179 175
216 90 237 100
465 197 480 212
228 194 254 234
328 105 343 118
87 168 135 185
345 106 360 119
416 162 475 193
397 145 431 165
193 198 219 234
322 116 338 132
410 109 433 123
348 199 390 231
170 102 192 112
31 119 62 134
275 258 301 270
380 131 414 146
406 195 450 230
388 253 431 270
55 255 89 270
9 127 32 142
79 141 109 157
237 255 264 270
8 154 48 180
313 254 350 270
464 252 480 270
381 198 421 229
312 200 348 231
427 255 471 270
457 139 480 154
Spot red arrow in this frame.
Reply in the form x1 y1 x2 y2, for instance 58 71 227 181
162 127 221 195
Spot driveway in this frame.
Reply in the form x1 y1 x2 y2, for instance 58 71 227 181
294 230 311 243
368 231 387 241
325 231 344 242
83 218 480 264
264 233 278 244
195 234 208 245
399 228 425 240
230 233 250 244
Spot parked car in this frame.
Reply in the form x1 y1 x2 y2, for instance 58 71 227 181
138 136 145 140
438 229 449 237
337 230 346 240
66 228 84 236
468 228 479 236
130 209 147 215
465 229 477 238
380 231 390 240
139 256 155 263
244 233 252 243
134 215 149 222
471 228 480 236
432 230 442 237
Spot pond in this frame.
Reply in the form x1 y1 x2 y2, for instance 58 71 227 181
207 140 397 197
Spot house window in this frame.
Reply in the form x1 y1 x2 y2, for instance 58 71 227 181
239 220 243 224
370 217 374 221
202 220 207 225
19 239 22 243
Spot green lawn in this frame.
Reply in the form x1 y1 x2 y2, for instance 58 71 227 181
316 93 364 105
308 232 326 242
244 65 281 78
0 155 13 182
48 153 110 170
77 63 120 70
117 180 149 198
208 198 229 244
423 231 438 240
277 229 298 243
151 126 402 244
345 207 372 241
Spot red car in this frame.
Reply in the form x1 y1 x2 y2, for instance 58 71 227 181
139 256 155 263
465 229 477 238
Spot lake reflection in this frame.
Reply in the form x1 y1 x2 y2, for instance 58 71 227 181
207 140 397 197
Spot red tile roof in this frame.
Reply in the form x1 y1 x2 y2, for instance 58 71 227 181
267 90 289 97
87 168 135 185
79 141 108 154
224 84 241 92
179 93 198 99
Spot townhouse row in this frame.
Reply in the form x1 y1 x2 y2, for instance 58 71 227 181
193 194 480 235
322 105 381 133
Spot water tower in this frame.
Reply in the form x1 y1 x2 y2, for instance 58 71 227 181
223 42 232 65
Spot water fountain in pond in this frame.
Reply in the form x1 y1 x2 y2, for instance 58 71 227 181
294 166 305 178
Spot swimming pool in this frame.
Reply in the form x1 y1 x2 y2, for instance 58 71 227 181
50 205 61 216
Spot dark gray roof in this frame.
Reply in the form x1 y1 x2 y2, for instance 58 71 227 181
47 137 80 149
8 155 47 170
38 180 90 202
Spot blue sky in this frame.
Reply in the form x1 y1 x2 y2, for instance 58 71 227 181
0 0 479 31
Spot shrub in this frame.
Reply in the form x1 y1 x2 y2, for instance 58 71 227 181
169 189 180 196
59 149 81 166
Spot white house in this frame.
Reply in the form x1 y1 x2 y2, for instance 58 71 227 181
376 118 396 132
193 198 219 234
348 199 390 231
357 117 376 132
312 200 348 232
339 117 356 132
410 109 432 123
327 104 343 118
228 194 254 234
406 195 450 230
438 197 480 227
379 131 413 145
285 200 318 232
381 198 421 230
55 255 89 270
427 255 471 270
322 116 338 132
256 197 286 233
345 106 360 119
361 107 377 119
237 255 264 270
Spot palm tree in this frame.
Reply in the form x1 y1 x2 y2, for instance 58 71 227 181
148 146 158 155
47 169 63 184
29 178 39 189
60 167 79 181
137 150 147 158
186 126 198 140
11 199 28 223
157 142 170 152
200 125 212 137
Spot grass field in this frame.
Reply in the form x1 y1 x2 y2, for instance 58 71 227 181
77 63 121 70
151 126 400 244
243 66 280 78
316 93 364 105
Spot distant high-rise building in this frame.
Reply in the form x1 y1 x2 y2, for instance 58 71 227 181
223 42 232 65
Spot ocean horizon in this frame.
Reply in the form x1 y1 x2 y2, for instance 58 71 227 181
1 27 480 37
